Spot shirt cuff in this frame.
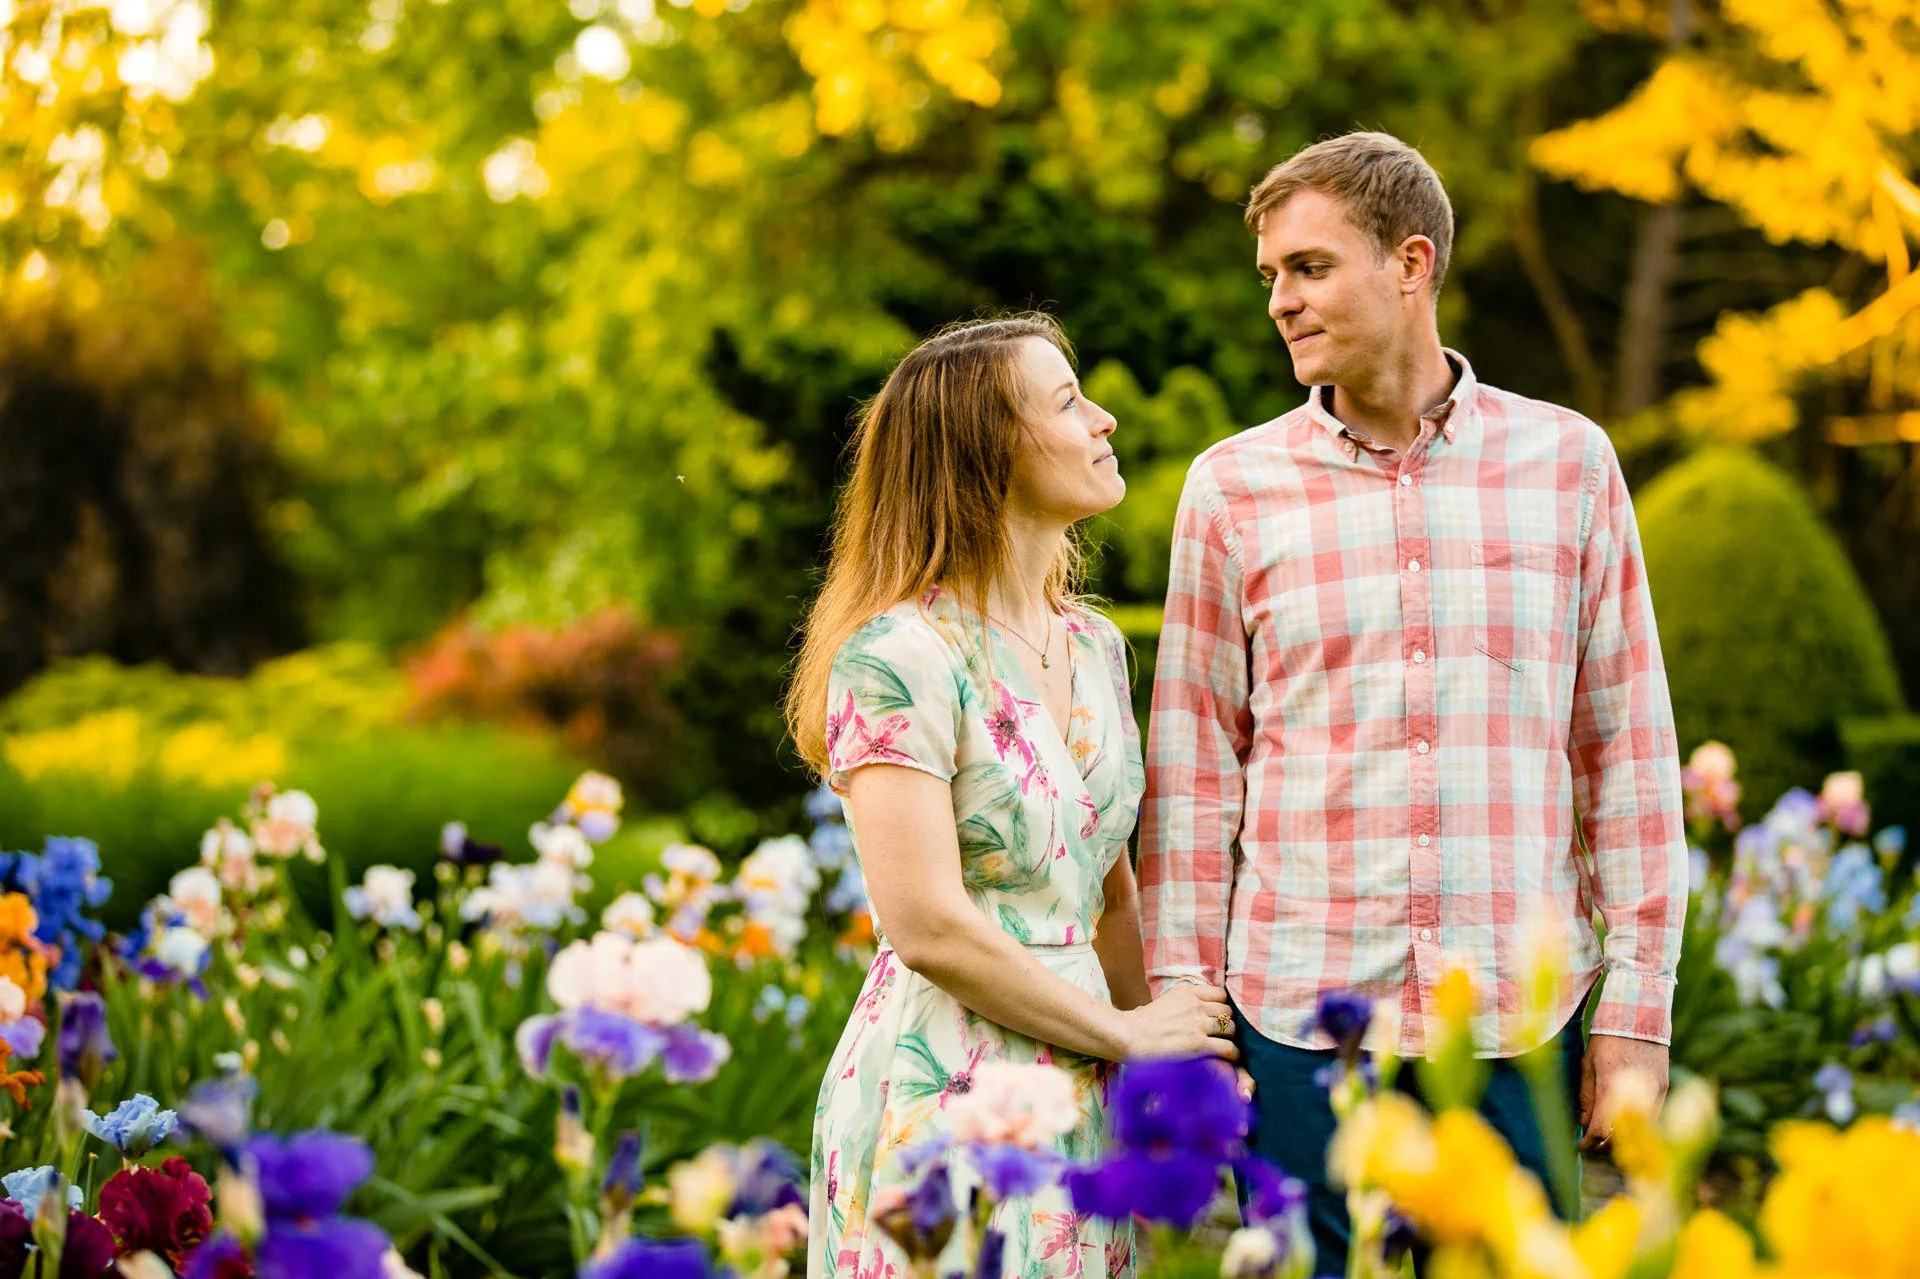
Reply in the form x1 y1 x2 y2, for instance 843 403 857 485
1147 966 1215 997
1589 965 1675 1045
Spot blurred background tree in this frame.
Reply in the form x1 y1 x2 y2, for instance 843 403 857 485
1 0 1911 831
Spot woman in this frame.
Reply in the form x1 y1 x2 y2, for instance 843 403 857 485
787 314 1238 1279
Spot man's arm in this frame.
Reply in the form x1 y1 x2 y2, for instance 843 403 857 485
1567 436 1690 1136
1138 462 1255 994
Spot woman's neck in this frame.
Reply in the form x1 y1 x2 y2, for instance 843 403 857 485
984 515 1067 634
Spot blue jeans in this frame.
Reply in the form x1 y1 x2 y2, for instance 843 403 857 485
1234 999 1585 1277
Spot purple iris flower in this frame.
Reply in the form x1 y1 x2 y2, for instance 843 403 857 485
1109 1057 1250 1159
246 1132 375 1221
1382 1207 1419 1265
0 1019 43 1064
727 1140 803 1217
969 1145 1063 1200
1311 990 1372 1061
660 1025 732 1084
1850 1016 1899 1049
178 1073 258 1158
579 1236 717 1279
602 1132 643 1212
973 1228 1005 1279
515 1009 671 1082
872 1159 958 1261
1235 1157 1308 1228
181 1233 248 1279
438 822 504 868
1065 1149 1222 1229
254 1216 389 1279
56 992 116 1087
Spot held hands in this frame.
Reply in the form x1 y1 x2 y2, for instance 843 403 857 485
1112 983 1239 1062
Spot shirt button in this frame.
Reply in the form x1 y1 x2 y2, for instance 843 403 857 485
1407 559 1421 573
1399 474 1413 487
1416 740 1430 755
1419 928 1432 942
1413 649 1427 664
1418 834 1431 847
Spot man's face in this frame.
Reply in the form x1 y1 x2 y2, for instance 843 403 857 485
1255 189 1409 389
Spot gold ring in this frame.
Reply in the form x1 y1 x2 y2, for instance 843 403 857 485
1216 1013 1232 1035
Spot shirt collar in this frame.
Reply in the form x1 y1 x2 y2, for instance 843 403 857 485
1307 348 1479 450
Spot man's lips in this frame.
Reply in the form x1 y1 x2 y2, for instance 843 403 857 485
1288 331 1324 347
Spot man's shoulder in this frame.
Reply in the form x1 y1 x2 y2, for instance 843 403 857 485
1474 382 1612 456
1186 403 1317 493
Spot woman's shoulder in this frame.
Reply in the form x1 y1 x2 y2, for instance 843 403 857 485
837 588 967 673
1063 599 1127 653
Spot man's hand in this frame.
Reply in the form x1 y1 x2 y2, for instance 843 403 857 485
1579 1034 1669 1153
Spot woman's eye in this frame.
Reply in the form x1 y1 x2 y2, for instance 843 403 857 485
1062 394 1077 410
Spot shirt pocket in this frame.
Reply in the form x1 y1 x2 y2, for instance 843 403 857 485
1471 541 1565 671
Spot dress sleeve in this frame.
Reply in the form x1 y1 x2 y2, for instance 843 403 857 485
825 613 963 794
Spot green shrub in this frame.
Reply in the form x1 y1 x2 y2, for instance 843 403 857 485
1842 714 1920 862
1637 448 1905 815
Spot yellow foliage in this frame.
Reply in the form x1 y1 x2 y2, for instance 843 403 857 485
3 709 286 793
4 709 144 784
1536 0 1920 441
779 0 1006 148
157 722 287 790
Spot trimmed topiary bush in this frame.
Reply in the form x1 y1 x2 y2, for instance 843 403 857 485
1637 447 1905 815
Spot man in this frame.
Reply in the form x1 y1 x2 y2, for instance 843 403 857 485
1137 131 1687 1270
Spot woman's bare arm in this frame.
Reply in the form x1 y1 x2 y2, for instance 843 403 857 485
847 764 1234 1062
1092 854 1151 1012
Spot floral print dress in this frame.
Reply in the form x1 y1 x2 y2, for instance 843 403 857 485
808 587 1147 1279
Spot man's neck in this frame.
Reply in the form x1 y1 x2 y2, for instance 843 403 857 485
1327 339 1457 454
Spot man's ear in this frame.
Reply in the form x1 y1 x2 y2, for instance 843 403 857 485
1397 236 1438 297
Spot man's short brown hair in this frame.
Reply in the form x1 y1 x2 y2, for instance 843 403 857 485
1245 131 1455 299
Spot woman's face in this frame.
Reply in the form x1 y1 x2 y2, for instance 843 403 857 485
1007 337 1123 525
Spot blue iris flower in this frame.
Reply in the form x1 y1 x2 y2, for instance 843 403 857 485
0 837 112 991
84 1092 179 1156
1 1166 82 1219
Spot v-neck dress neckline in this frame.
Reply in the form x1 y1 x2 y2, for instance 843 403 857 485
980 610 1083 761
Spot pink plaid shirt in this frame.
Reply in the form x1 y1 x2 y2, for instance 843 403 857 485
1137 352 1688 1058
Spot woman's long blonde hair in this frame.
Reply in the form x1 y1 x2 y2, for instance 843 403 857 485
785 313 1085 777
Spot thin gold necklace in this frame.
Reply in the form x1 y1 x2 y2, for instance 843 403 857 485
986 610 1056 669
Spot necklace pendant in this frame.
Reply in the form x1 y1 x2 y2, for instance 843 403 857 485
1041 654 1052 669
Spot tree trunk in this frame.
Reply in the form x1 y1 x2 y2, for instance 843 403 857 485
1613 0 1694 418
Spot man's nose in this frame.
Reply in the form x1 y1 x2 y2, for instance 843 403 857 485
1268 280 1300 322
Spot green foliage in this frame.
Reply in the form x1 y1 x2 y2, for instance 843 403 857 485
1842 714 1920 863
1637 448 1906 816
1084 361 1242 601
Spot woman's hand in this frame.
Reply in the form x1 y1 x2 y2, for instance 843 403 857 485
1111 983 1238 1061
